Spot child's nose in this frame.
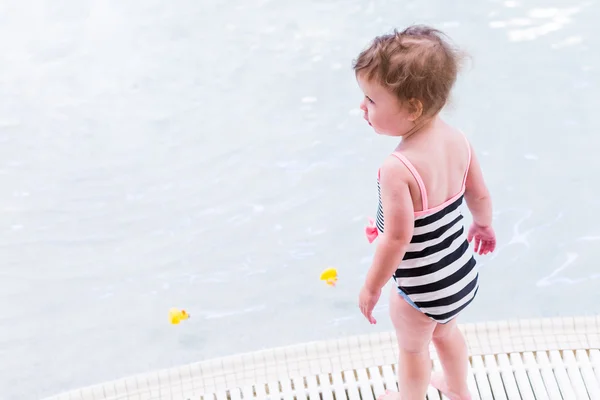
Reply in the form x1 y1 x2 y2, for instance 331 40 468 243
359 100 367 112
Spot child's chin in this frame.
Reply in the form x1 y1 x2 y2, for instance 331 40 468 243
371 125 396 136
376 130 398 137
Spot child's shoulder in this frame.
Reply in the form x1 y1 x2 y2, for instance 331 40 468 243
379 151 415 183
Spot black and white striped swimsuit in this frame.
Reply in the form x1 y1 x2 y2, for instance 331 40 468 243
371 141 477 324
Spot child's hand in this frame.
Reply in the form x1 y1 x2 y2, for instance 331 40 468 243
359 285 381 324
467 223 496 255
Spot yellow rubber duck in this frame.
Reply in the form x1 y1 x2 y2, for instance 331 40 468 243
169 308 190 324
320 267 338 286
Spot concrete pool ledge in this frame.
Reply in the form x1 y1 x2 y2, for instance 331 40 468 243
45 315 600 399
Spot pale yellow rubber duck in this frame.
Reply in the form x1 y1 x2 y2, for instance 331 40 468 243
320 267 338 286
169 308 190 324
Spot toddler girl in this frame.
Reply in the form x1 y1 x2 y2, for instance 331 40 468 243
354 25 496 400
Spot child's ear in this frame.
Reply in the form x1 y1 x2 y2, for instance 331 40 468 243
407 98 423 121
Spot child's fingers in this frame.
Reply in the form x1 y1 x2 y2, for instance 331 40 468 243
360 303 376 324
481 242 489 255
367 304 376 324
483 241 490 254
482 240 490 254
473 237 481 253
480 240 490 254
469 231 496 255
483 240 496 254
364 308 376 324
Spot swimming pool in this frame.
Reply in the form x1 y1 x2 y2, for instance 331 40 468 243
1 0 599 398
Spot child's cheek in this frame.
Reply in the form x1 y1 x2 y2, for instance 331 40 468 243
370 110 378 125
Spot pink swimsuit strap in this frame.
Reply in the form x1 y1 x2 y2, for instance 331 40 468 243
460 132 472 189
390 152 428 211
390 132 472 213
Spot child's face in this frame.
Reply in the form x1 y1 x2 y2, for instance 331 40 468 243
356 75 415 137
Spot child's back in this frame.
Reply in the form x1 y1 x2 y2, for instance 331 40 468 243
395 119 470 213
402 120 494 242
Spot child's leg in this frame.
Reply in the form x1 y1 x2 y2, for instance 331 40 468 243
381 285 436 399
430 319 472 400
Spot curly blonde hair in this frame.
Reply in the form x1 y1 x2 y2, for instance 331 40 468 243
353 25 464 117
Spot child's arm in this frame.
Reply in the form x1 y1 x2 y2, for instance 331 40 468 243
364 156 415 290
360 156 414 323
464 146 493 228
464 145 496 255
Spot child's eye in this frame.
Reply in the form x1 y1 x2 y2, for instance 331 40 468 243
366 96 375 104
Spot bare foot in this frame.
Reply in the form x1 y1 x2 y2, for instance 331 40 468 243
376 389 401 400
430 372 471 400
